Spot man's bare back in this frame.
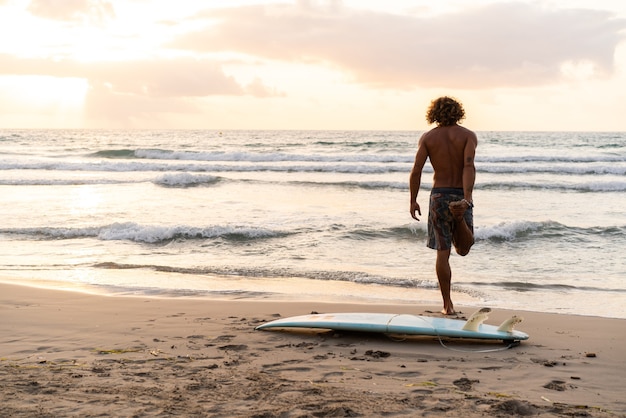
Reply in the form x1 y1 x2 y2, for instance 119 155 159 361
421 125 477 190
409 124 477 221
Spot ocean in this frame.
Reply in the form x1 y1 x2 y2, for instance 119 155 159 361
1 129 624 319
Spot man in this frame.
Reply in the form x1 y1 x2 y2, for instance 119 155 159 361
409 96 477 315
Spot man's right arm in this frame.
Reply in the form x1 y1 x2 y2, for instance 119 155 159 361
409 137 428 220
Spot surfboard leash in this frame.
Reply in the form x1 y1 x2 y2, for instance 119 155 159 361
436 335 521 352
385 332 520 352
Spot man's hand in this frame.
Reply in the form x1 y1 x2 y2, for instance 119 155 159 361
410 201 422 221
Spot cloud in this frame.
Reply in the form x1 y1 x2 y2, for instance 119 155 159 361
0 54 246 95
27 0 115 23
91 59 246 98
83 82 199 126
171 2 626 89
0 54 282 125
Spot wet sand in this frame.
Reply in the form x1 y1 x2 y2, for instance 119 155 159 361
1 282 624 417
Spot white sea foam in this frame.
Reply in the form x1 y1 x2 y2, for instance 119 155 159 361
474 220 547 241
98 223 282 243
3 223 283 243
153 173 220 187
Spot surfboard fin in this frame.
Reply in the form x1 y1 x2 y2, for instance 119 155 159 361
497 316 523 333
462 307 491 331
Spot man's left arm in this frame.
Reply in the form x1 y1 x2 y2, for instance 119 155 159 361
462 132 477 204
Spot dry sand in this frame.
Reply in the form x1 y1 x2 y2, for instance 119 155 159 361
1 282 625 417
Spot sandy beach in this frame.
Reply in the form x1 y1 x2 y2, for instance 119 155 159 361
1 282 624 417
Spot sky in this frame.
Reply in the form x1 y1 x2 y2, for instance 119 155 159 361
0 0 625 131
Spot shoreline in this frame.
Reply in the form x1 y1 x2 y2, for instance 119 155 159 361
2 282 625 417
0 271 483 312
3 271 624 321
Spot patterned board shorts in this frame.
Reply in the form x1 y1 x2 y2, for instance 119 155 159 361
427 187 473 251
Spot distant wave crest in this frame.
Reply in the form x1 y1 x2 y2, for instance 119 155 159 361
2 223 284 243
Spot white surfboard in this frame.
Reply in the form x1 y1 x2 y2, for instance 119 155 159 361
255 308 529 342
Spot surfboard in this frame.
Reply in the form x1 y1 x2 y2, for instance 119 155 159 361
255 308 529 342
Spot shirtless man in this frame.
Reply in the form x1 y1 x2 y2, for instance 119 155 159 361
409 97 477 315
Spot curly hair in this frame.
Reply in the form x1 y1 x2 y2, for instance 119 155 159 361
426 96 465 126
